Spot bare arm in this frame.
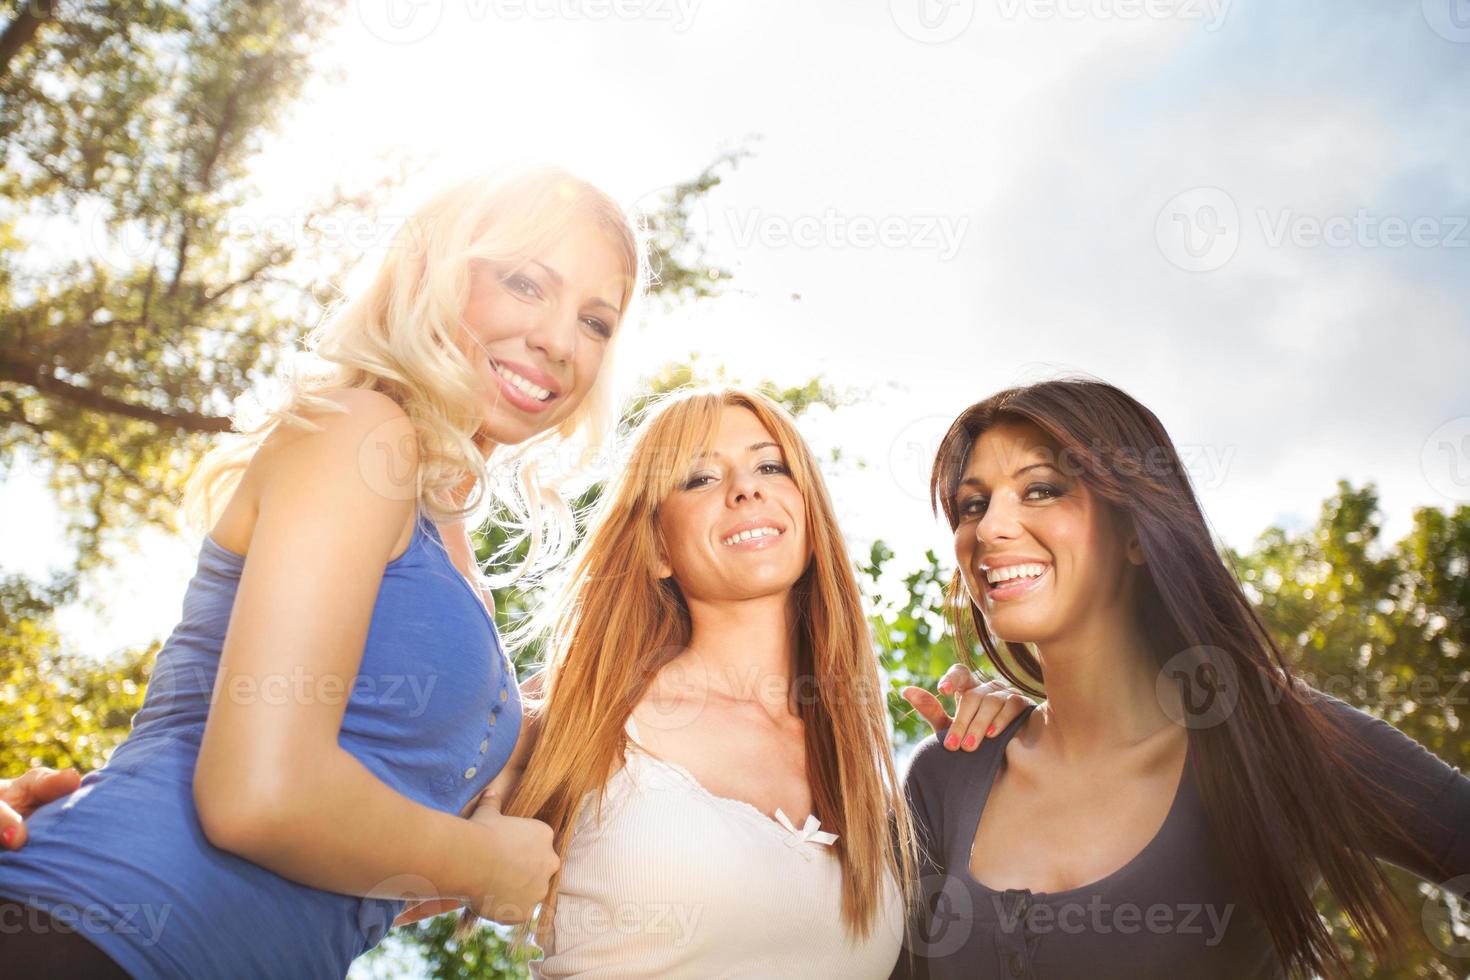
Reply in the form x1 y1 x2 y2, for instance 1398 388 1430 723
193 390 556 920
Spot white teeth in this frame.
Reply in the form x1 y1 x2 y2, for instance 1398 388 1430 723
492 362 553 401
722 526 782 546
985 563 1047 585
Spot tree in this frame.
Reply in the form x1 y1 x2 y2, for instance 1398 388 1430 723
1230 483 1468 978
0 0 358 562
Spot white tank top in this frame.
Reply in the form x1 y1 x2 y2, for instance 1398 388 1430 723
531 717 904 979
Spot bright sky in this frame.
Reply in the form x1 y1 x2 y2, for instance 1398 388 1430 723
4 0 1468 660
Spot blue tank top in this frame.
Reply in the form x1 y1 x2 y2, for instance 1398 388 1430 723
0 510 521 978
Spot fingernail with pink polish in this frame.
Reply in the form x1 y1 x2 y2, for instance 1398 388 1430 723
2 826 17 849
963 734 977 749
944 734 959 750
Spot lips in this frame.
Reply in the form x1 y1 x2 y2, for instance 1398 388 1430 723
492 356 561 395
720 519 786 548
979 558 1052 601
488 356 561 414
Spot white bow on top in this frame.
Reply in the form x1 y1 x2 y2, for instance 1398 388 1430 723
774 809 839 848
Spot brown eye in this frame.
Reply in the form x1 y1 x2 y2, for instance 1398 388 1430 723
502 272 542 299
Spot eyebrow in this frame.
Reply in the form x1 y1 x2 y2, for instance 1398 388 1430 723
530 260 623 318
958 461 1056 487
690 441 782 460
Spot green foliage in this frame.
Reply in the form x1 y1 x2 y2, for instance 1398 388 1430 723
0 0 359 564
1229 482 1468 978
0 573 153 773
634 145 751 308
863 542 967 751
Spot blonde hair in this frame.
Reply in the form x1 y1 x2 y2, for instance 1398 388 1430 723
499 385 918 944
182 166 644 579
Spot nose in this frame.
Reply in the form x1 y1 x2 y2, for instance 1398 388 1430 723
974 492 1021 549
525 305 577 365
728 468 764 506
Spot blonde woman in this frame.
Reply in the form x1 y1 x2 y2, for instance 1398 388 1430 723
402 386 1027 978
0 167 641 978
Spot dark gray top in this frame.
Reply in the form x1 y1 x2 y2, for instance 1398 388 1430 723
892 694 1470 980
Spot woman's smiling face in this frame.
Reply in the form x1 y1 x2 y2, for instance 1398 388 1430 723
655 406 810 604
459 218 628 447
952 419 1142 645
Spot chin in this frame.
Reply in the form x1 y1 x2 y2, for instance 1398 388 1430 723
480 408 568 446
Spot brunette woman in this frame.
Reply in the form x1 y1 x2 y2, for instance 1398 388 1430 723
895 378 1470 979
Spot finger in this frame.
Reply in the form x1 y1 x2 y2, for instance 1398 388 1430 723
901 687 954 741
394 899 463 927
0 798 27 850
4 767 77 815
954 685 1015 750
988 693 1034 736
31 768 80 809
936 663 976 695
949 687 992 750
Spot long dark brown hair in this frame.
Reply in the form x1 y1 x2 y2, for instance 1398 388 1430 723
930 376 1426 978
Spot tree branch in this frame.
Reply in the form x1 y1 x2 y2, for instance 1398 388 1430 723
0 0 55 78
0 351 233 433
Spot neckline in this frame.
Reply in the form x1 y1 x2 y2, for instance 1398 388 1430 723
201 508 430 570
420 518 496 631
623 717 833 849
960 704 1193 901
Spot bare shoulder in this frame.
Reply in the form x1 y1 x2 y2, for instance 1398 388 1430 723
218 389 420 559
255 389 418 493
263 388 414 452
